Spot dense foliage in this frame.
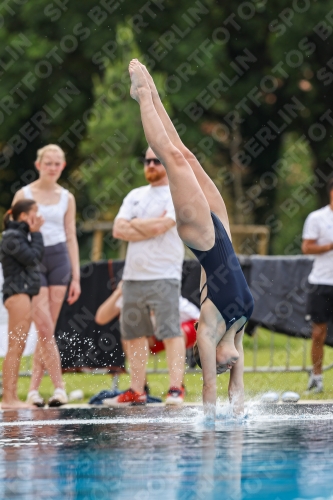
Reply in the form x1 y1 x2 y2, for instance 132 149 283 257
1 0 333 253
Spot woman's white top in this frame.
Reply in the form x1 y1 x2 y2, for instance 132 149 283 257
23 185 69 247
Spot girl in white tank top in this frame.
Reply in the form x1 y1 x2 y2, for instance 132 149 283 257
22 184 69 247
12 144 81 407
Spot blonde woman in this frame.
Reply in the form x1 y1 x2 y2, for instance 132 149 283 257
13 144 81 406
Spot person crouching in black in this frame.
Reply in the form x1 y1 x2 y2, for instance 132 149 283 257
0 199 44 409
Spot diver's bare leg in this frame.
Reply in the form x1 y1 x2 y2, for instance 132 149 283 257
129 59 214 251
140 62 230 236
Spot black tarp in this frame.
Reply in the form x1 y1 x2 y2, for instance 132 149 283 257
55 259 201 371
55 256 333 370
55 260 125 372
248 256 333 346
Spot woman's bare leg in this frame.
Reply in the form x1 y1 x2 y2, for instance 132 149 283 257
129 60 214 251
29 285 67 392
139 62 230 236
30 288 65 391
48 286 67 324
29 341 44 392
2 294 35 409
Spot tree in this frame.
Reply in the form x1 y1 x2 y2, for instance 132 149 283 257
74 27 171 257
2 0 333 255
77 27 169 221
0 0 122 213
134 0 333 229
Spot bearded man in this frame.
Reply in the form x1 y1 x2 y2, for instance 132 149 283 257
111 147 186 405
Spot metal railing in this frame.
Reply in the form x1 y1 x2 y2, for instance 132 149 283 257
1 331 333 397
245 331 333 373
147 330 333 374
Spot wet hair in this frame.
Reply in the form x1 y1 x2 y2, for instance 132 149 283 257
36 144 65 163
192 321 202 369
327 177 333 196
3 199 36 229
192 341 202 369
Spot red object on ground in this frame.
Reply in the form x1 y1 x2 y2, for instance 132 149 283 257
116 388 147 405
149 319 197 354
181 319 197 348
165 385 185 404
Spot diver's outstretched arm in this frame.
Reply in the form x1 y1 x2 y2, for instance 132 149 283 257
228 331 245 415
196 324 217 414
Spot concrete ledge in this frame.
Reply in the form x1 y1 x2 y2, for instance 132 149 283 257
2 400 333 412
50 400 333 407
0 404 331 427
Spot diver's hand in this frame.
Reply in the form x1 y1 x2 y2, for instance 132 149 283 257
229 385 244 416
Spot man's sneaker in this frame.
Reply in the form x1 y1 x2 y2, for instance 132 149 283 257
307 372 316 391
103 388 147 407
26 390 45 408
307 373 324 393
165 386 185 405
313 377 324 393
48 388 68 407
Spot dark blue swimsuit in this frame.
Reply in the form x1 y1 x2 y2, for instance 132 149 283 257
188 212 254 332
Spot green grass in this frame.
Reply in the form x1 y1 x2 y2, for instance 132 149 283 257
2 328 333 403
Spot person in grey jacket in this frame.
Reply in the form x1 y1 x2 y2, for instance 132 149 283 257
0 199 44 409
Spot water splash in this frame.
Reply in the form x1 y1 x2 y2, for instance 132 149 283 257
0 400 332 428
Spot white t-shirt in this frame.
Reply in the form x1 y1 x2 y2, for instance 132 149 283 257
302 205 333 285
115 185 184 281
178 296 200 322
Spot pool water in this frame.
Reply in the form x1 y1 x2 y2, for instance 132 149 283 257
0 405 333 500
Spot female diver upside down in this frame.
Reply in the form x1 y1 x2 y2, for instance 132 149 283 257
128 59 254 416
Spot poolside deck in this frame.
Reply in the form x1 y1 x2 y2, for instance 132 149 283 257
1 400 333 414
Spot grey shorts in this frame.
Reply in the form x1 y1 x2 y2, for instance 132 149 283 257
120 279 181 341
40 242 71 287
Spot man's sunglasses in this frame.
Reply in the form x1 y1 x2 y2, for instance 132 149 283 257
143 158 161 166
